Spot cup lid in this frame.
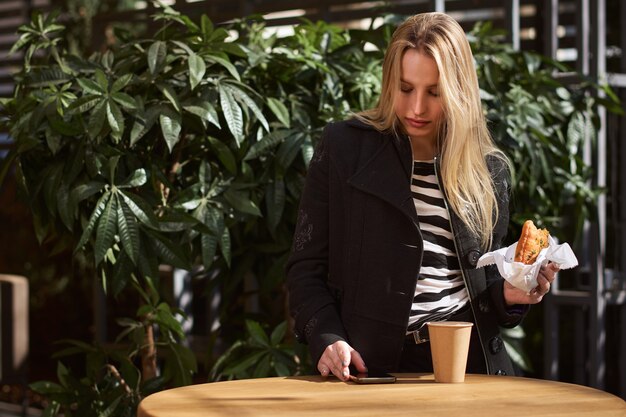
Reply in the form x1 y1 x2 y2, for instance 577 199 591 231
426 321 473 328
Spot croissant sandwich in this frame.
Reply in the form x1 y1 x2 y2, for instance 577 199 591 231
514 220 550 264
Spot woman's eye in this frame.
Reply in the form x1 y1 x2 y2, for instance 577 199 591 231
429 90 440 97
400 87 412 93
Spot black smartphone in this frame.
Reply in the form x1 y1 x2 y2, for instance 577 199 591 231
349 372 397 384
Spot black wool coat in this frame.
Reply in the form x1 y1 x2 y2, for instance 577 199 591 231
286 119 526 376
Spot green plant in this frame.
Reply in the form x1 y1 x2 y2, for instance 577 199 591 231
469 22 622 243
0 5 620 415
1 4 389 414
0 5 287 414
468 21 621 375
209 320 309 380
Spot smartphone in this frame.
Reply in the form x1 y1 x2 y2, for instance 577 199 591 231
349 372 397 384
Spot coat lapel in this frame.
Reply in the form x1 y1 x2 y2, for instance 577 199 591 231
347 134 419 225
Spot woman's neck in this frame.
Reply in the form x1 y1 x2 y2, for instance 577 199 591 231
409 135 437 160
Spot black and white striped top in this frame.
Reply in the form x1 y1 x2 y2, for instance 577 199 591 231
407 160 469 332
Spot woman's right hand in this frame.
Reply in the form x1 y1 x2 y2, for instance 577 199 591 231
317 340 368 381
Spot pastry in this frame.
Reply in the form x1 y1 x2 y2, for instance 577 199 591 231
514 220 550 264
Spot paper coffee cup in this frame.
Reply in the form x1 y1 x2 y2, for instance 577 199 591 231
427 321 473 383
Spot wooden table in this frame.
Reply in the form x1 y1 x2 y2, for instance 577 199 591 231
137 373 626 417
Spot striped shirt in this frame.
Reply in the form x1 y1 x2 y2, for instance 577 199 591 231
407 160 469 332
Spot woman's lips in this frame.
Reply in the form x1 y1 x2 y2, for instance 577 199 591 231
406 118 430 128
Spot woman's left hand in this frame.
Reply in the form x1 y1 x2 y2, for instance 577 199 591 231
503 262 560 305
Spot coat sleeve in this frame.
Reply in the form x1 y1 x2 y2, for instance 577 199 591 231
285 124 349 366
486 155 530 327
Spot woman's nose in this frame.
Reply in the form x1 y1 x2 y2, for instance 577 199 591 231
412 94 427 116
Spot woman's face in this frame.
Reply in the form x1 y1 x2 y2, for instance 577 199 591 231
394 48 445 148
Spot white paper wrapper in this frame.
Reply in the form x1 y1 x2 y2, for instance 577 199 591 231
476 236 579 293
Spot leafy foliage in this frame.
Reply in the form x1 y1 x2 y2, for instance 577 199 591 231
470 22 622 243
209 320 309 380
0 5 619 415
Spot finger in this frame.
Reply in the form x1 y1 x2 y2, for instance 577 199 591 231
529 288 544 303
532 285 548 298
536 274 549 288
324 344 349 380
548 261 561 272
317 360 330 378
335 348 351 380
319 345 342 378
542 268 556 283
543 263 560 281
350 349 368 373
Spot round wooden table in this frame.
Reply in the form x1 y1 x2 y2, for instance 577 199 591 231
137 373 626 417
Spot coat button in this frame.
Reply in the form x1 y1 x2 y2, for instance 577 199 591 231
466 250 482 266
490 336 503 354
495 370 507 376
479 298 490 313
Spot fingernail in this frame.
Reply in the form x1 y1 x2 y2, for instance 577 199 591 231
342 370 348 378
342 360 349 367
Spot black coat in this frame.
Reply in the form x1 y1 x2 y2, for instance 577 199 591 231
286 119 526 375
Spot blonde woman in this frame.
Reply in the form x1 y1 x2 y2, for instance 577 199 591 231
286 12 559 381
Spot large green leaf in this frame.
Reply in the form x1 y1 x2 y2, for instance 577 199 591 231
106 100 125 141
244 130 289 161
159 106 182 152
223 82 269 131
111 73 133 92
245 320 270 347
145 229 190 270
222 351 265 376
265 178 285 232
200 232 218 269
71 182 105 205
94 193 118 264
219 227 231 267
270 321 287 346
252 355 271 378
130 107 160 146
147 40 167 75
136 234 160 282
76 78 106 95
159 84 182 113
119 168 147 188
200 14 214 39
118 190 158 228
111 92 137 110
267 97 291 128
87 100 107 139
110 250 133 296
116 195 140 264
224 189 262 217
29 381 65 395
207 136 237 174
276 132 305 171
566 111 589 156
155 303 184 338
75 190 110 252
206 53 240 81
183 99 220 128
188 52 206 90
67 94 102 114
218 84 243 144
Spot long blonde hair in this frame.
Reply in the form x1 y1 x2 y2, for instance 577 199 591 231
357 12 508 250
